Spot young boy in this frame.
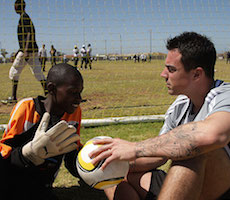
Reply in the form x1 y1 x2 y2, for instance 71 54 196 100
0 63 84 200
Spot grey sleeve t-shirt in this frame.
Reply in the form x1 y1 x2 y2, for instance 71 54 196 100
159 81 230 156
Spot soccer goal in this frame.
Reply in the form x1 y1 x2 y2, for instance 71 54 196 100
1 0 230 123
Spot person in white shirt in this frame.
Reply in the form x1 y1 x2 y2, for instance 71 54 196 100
73 45 79 68
39 44 47 72
87 44 92 69
80 45 87 69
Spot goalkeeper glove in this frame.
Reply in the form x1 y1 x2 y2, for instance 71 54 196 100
22 112 80 166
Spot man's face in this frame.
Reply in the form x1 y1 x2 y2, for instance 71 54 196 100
161 49 194 96
14 3 24 14
54 78 83 114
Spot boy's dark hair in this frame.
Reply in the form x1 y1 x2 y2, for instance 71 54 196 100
166 32 216 79
15 0 26 11
47 63 83 86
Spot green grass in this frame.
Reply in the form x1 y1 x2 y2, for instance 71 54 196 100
1 59 230 199
1 59 230 124
0 59 175 124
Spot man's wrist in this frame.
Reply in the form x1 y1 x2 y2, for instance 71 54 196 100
135 141 145 158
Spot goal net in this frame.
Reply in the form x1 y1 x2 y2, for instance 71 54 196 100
1 0 230 122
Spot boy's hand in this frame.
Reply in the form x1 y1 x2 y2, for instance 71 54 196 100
22 112 80 166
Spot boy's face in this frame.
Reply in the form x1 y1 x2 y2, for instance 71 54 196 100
54 77 83 114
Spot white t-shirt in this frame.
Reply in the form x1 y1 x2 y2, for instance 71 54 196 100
80 47 87 57
73 48 79 57
160 80 230 157
39 47 47 57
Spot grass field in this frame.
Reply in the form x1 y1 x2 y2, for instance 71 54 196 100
0 59 175 124
1 59 230 199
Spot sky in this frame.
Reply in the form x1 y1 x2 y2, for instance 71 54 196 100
1 0 230 56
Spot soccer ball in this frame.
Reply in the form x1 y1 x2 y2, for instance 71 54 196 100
76 136 129 190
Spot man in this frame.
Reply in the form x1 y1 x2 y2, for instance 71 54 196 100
1 0 47 104
73 45 79 68
90 32 230 200
226 51 230 64
0 63 83 200
80 44 87 69
49 45 56 66
86 43 92 69
39 44 47 71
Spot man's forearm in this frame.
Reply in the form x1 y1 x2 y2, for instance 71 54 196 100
135 121 205 160
129 157 167 172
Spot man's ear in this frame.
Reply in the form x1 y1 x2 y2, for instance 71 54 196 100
47 82 56 95
193 67 203 80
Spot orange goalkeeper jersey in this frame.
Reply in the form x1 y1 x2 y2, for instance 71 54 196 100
1 96 82 158
0 96 83 196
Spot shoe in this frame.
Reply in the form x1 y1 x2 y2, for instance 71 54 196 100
1 97 17 104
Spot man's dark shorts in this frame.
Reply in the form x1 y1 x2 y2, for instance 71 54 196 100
145 169 166 200
144 169 230 200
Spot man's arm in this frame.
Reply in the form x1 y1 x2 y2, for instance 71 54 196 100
91 111 230 170
136 111 230 159
129 157 167 172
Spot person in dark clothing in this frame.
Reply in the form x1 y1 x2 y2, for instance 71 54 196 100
50 45 57 66
0 63 84 200
1 0 47 105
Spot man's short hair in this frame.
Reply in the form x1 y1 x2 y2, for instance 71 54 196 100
47 63 83 86
166 32 216 79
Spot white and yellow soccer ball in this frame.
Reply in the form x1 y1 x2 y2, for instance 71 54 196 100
76 136 129 190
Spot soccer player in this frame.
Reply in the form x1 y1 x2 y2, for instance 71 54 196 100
39 44 47 71
73 45 79 68
80 45 87 69
90 32 230 200
1 0 47 104
226 51 230 64
50 45 57 66
86 43 92 70
0 63 83 200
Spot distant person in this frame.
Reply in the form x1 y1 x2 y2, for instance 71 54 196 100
49 45 57 66
137 54 140 62
140 53 146 62
1 0 47 105
80 45 87 69
39 44 47 71
133 54 137 63
86 43 92 69
63 54 67 63
73 45 79 67
148 53 152 62
226 51 230 64
0 63 83 200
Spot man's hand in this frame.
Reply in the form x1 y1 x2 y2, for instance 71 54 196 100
22 112 80 166
89 138 136 170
